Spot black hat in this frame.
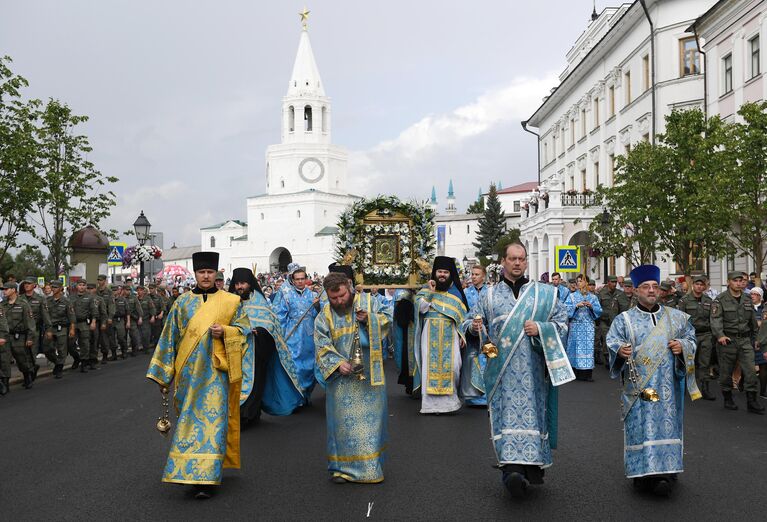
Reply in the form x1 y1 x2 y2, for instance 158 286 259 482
228 267 263 297
430 256 468 309
97 274 107 281
192 251 219 272
328 262 355 281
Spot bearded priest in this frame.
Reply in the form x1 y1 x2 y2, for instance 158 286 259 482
413 256 469 414
314 272 390 484
146 251 250 499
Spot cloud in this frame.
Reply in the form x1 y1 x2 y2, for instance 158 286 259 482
349 73 559 203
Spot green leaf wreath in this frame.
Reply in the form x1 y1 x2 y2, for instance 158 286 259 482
335 195 435 285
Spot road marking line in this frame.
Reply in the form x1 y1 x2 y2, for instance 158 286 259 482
367 502 373 517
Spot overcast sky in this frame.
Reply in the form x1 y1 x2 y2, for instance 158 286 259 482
2 0 595 246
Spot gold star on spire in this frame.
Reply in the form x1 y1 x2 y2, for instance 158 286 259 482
299 7 310 30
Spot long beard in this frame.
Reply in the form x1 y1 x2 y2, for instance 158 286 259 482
330 297 354 315
435 277 452 292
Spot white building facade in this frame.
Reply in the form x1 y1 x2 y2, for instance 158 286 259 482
519 0 717 282
201 22 360 276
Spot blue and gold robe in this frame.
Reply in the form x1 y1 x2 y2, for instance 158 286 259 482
314 292 390 483
241 291 304 416
607 305 698 478
462 284 490 406
273 285 318 397
468 281 570 468
146 290 249 485
414 288 468 413
565 291 602 370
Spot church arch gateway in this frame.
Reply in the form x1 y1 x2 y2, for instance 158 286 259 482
269 247 292 272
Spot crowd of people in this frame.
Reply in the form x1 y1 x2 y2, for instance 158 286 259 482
3 245 765 502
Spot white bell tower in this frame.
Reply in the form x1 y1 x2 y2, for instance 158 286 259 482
265 11 348 196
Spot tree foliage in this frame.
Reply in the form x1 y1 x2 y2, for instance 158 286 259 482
466 196 484 214
473 184 506 256
588 109 733 275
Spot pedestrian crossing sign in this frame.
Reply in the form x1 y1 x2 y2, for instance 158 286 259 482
108 241 127 267
555 246 581 273
37 277 45 286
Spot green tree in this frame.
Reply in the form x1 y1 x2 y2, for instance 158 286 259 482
32 99 118 276
473 184 506 256
467 196 484 214
0 56 41 269
722 101 767 275
10 245 47 279
588 109 733 275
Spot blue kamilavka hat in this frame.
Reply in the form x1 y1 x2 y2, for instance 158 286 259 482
630 264 660 288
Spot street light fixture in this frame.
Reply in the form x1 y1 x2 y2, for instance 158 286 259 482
133 211 152 286
600 209 611 282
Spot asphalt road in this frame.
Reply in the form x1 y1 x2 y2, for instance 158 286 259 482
1 356 765 521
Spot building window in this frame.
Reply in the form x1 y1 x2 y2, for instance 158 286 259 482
608 153 615 185
466 224 470 234
304 105 313 132
560 127 566 150
514 201 520 212
229 236 234 247
642 133 649 142
642 55 650 91
624 70 631 105
727 254 735 272
679 37 700 77
580 169 587 191
580 108 586 138
210 236 216 248
723 53 733 94
570 174 575 191
593 97 600 128
260 213 264 220
448 226 452 235
280 179 285 188
288 106 295 132
625 143 632 154
608 85 615 117
750 35 760 79
297 210 301 218
552 134 557 157
321 106 328 132
543 142 548 163
570 118 575 145
594 161 600 186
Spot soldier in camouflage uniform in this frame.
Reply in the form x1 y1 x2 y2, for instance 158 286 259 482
126 284 143 355
659 281 682 308
677 274 716 401
596 275 630 367
711 270 765 414
87 283 108 367
147 283 165 351
19 278 51 378
136 285 155 353
112 285 131 358
0 303 10 395
1 282 37 389
70 280 97 373
96 274 116 361
623 279 637 308
45 280 76 378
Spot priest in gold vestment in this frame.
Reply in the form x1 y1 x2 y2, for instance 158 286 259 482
147 251 250 499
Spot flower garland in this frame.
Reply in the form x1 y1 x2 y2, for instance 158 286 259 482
122 245 163 268
335 195 435 285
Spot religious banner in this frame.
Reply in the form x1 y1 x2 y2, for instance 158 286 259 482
335 195 435 286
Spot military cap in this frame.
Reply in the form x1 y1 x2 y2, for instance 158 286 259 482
148 283 157 289
86 282 96 289
659 281 673 291
75 279 87 285
97 274 107 281
607 275 618 283
727 270 746 280
622 279 634 288
2 281 17 289
50 280 63 289
110 284 119 290
693 274 708 284
137 284 147 290
215 271 224 280
23 276 36 284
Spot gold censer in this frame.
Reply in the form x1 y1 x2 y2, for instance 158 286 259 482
350 315 366 381
475 315 498 359
156 386 172 436
624 345 660 402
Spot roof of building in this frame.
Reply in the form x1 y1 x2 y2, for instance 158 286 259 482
288 26 325 97
233 235 248 241
163 245 200 262
496 181 539 195
200 220 247 230
315 226 339 236
247 189 363 200
687 0 728 32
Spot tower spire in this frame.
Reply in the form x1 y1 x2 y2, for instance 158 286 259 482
591 1 598 22
448 179 454 198
299 7 310 30
288 13 325 97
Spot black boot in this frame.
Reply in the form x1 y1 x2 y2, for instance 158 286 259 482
723 390 738 410
747 392 765 414
89 358 99 370
0 378 8 396
502 468 529 499
101 352 108 364
700 381 715 401
584 369 594 382
71 352 81 370
32 364 40 381
193 485 214 500
54 364 63 379
108 350 117 361
22 372 33 389
80 357 88 373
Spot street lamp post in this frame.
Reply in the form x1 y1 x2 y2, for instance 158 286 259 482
601 209 611 282
133 210 152 286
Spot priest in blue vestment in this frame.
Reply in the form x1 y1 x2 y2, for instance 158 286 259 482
229 268 304 424
466 243 574 498
607 264 699 497
462 265 489 406
273 264 320 402
565 279 602 381
414 256 469 414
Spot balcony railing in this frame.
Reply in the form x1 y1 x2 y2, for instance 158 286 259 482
561 193 596 207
